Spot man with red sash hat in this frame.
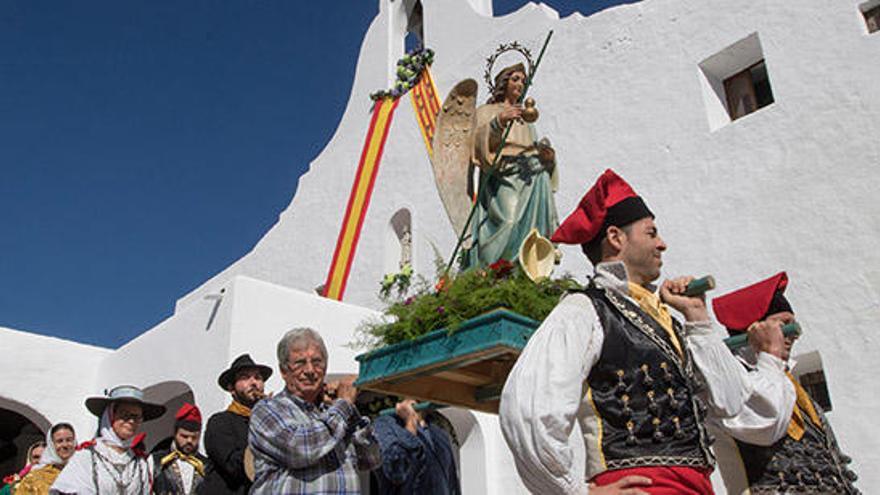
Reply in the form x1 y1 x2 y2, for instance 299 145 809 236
500 169 790 495
711 272 860 494
151 403 210 494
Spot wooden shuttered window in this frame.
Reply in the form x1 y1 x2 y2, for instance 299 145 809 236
864 4 880 33
723 60 775 121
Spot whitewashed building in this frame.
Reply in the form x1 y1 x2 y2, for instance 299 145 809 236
2 0 878 492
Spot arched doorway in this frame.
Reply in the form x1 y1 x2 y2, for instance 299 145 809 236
441 408 486 494
0 398 50 480
139 381 195 453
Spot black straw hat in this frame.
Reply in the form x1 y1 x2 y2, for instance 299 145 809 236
218 354 273 391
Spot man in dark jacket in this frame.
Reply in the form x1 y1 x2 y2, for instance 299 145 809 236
201 354 272 495
151 403 210 495
373 399 460 495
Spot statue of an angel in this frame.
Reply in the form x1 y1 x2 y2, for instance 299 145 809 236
430 51 559 271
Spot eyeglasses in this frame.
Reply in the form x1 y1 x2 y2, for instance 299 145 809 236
115 412 144 423
288 357 326 371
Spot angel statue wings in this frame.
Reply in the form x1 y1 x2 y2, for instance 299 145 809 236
431 43 559 272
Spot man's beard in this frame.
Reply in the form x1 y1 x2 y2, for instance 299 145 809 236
233 389 259 408
175 442 197 455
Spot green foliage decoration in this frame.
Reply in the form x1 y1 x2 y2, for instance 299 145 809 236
362 258 581 348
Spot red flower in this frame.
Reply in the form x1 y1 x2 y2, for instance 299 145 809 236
434 276 449 292
489 259 514 278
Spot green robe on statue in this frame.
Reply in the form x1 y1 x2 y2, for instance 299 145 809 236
463 102 558 269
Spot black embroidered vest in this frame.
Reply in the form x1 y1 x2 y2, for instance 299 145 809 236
151 449 208 495
735 397 860 494
583 286 714 471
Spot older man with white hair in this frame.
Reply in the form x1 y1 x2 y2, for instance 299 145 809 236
248 327 381 494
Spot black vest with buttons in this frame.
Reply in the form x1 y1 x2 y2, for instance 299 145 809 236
152 447 209 495
735 396 860 494
582 285 714 471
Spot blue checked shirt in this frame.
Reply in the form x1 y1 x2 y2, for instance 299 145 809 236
248 388 382 494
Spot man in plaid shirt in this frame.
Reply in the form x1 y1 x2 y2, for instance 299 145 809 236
248 327 381 494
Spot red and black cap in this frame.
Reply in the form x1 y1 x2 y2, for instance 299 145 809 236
175 403 202 432
712 272 793 334
551 169 653 246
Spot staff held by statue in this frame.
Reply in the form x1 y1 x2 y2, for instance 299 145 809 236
444 30 555 275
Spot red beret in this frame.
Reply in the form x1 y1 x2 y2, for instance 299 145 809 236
551 169 652 245
175 403 202 430
712 272 789 333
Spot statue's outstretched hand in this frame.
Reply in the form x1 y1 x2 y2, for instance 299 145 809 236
497 103 523 126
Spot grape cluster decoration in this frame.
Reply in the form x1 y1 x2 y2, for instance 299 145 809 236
370 47 435 101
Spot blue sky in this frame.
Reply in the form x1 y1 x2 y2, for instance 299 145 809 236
0 1 632 348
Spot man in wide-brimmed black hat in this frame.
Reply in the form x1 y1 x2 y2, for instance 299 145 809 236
202 354 271 495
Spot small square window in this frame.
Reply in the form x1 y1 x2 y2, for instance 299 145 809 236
792 350 833 412
697 32 776 131
724 61 775 121
798 370 832 411
863 3 880 33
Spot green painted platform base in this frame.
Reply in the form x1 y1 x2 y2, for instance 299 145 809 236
355 309 539 414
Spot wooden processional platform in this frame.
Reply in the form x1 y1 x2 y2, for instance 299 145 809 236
354 309 539 414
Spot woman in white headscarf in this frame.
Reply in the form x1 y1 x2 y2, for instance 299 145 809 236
50 385 166 495
0 441 45 495
14 423 76 494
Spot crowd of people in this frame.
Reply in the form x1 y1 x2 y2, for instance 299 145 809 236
1 167 862 495
1 328 459 495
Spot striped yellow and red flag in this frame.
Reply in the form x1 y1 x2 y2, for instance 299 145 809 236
322 97 400 301
410 67 441 156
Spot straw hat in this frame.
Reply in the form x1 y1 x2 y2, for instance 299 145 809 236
85 385 166 421
519 229 555 282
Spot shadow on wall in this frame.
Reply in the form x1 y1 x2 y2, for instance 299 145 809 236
440 408 486 494
0 397 51 480
139 381 195 453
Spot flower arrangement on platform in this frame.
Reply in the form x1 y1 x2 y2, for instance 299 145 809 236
359 256 581 348
369 47 435 101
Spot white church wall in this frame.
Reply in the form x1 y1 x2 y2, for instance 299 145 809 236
0 327 110 440
223 275 382 395
165 0 878 490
